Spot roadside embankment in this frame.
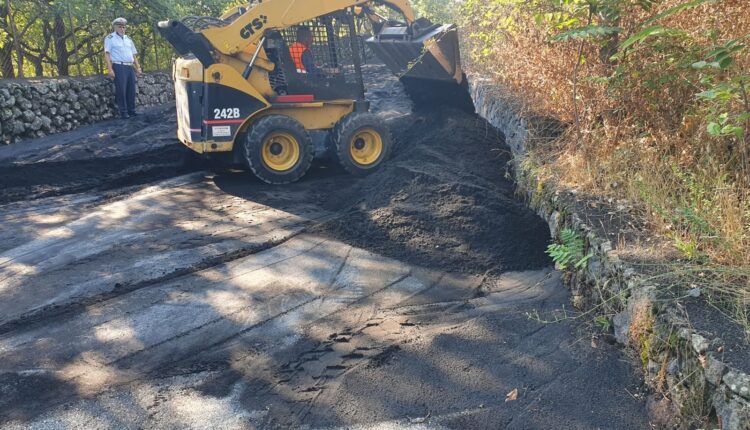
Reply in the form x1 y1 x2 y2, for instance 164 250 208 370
0 72 173 144
468 74 750 429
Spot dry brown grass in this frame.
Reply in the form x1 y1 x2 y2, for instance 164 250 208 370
461 0 750 329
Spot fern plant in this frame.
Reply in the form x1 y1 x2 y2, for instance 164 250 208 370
546 228 593 270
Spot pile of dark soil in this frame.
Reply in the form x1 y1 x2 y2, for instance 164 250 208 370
0 145 193 204
312 106 552 275
0 106 196 204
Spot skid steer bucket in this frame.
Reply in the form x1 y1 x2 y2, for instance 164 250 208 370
366 22 474 112
367 23 461 83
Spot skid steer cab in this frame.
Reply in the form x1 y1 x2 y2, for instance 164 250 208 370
161 7 391 184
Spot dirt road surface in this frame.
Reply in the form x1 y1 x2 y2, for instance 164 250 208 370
0 66 650 429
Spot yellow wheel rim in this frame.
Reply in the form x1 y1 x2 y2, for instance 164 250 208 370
349 128 383 166
261 132 300 172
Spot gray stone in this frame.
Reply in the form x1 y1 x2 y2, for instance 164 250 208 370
22 110 35 122
40 116 52 132
28 117 43 131
717 397 750 430
586 259 603 280
10 120 25 134
705 355 727 386
82 98 96 110
646 359 660 379
0 89 13 107
0 108 13 121
691 334 709 354
613 310 631 345
667 358 680 376
724 371 750 400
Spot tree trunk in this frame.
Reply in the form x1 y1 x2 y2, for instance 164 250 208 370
28 55 44 76
0 42 15 78
53 13 70 76
3 0 22 77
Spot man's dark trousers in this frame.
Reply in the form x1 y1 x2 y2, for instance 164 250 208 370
113 63 136 117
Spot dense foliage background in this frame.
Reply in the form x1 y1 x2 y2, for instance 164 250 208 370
0 0 242 77
460 0 749 327
0 0 461 78
460 0 750 262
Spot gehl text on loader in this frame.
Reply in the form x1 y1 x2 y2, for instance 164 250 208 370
158 0 472 184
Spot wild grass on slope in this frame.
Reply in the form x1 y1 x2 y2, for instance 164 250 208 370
460 0 749 333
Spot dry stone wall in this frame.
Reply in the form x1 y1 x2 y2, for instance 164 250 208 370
0 72 173 144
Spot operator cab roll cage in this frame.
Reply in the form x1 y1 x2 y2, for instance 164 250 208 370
261 10 367 102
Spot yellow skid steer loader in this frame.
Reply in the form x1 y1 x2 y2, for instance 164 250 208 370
158 0 468 184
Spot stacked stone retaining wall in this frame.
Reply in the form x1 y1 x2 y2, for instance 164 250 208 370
468 74 750 429
0 72 173 144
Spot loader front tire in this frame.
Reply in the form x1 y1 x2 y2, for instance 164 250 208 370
331 113 392 175
244 115 313 184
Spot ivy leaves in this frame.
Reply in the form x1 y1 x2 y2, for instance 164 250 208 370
692 37 750 141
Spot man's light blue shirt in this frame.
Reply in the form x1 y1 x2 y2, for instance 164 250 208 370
104 32 137 63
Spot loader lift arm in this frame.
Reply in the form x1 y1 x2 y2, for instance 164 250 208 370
159 0 464 85
202 0 415 57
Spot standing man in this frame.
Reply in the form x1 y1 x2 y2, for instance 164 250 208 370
104 17 141 119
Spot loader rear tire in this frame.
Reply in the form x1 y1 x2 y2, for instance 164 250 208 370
331 113 392 176
244 115 313 184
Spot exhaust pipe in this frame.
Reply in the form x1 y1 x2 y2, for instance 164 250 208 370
157 20 215 67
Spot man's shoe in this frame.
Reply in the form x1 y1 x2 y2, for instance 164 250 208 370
120 113 130 119
128 112 139 117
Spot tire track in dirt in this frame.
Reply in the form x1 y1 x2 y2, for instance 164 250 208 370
0 229 309 336
0 65 651 429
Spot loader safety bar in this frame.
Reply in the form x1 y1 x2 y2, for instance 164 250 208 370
157 20 216 68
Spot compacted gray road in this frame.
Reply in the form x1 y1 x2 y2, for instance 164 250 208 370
0 66 651 429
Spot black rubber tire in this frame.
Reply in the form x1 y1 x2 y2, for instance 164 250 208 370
244 115 313 184
331 113 392 176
